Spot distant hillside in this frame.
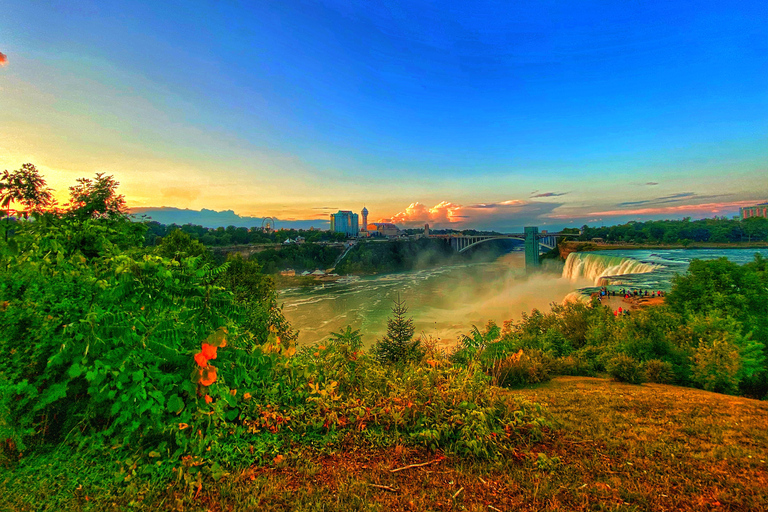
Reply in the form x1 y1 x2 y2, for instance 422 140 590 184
129 206 329 230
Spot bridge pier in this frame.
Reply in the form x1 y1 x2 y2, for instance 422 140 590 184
524 226 540 269
440 228 563 269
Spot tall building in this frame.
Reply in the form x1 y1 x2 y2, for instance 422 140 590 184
740 203 768 219
360 207 369 236
330 210 359 236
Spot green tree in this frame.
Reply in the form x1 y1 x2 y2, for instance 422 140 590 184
156 228 211 263
0 163 54 240
68 173 126 219
371 294 423 364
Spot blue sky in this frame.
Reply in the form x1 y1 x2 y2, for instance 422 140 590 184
1 0 766 230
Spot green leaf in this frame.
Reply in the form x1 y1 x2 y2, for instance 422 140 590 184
68 363 83 378
167 394 184 414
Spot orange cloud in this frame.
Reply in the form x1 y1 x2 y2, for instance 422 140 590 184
0 52 6 66
386 199 563 230
589 200 758 217
386 201 464 226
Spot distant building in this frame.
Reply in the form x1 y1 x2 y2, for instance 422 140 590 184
330 210 359 236
424 223 430 237
740 203 768 219
360 207 369 236
367 222 401 237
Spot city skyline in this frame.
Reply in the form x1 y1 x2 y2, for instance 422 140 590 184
1 1 766 231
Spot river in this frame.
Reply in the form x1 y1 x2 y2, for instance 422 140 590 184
279 247 768 348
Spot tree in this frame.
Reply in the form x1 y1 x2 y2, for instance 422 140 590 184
371 294 423 364
68 173 126 219
0 163 53 240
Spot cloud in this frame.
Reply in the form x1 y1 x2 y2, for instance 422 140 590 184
386 199 563 231
387 201 464 226
617 192 698 207
530 191 568 198
589 200 755 218
160 186 201 203
644 182 659 186
0 52 6 67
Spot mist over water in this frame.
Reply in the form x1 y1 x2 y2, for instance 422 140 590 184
280 247 768 348
280 253 591 348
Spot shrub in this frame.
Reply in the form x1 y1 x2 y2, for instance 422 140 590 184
643 359 675 384
554 354 595 377
606 354 645 384
492 349 552 387
691 339 741 394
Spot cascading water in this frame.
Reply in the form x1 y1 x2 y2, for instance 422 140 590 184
562 252 660 285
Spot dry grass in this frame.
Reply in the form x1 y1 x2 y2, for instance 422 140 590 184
4 377 767 511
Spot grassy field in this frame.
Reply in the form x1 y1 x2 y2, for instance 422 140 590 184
3 377 766 511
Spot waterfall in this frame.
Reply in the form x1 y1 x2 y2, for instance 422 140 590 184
562 252 660 285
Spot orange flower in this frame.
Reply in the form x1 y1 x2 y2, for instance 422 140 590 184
179 423 189 430
204 395 212 404
201 343 217 360
243 392 252 400
194 352 208 367
199 365 217 386
229 388 237 396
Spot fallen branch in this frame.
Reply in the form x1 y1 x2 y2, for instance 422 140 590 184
452 487 464 499
390 458 444 473
369 484 398 492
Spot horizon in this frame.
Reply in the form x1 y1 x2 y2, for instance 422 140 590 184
1 1 767 231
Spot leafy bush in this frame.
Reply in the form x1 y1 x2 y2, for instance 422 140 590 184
491 349 552 387
691 339 741 394
554 354 595 377
283 347 553 459
643 359 675 384
606 354 645 384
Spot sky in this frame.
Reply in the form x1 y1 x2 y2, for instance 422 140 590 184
1 0 766 231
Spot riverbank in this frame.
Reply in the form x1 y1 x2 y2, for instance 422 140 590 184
274 274 342 289
599 294 665 312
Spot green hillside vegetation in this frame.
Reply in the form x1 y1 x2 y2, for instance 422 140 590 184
143 221 347 247
578 216 768 244
1 165 766 510
250 243 344 273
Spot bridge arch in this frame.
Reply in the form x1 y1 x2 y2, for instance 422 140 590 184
451 236 557 253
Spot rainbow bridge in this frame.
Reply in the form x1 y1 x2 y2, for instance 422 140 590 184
432 227 567 268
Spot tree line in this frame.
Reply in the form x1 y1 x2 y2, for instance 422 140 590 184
143 220 347 247
577 217 768 244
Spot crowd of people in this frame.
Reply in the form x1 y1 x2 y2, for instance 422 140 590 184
591 286 666 317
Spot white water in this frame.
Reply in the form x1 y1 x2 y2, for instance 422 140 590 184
562 252 660 285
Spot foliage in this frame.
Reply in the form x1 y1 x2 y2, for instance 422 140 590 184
491 349 552 387
67 173 127 220
334 238 461 274
251 242 343 273
578 216 768 244
606 354 645 384
691 337 742 394
0 163 54 217
643 359 675 384
450 321 501 365
154 228 211 262
371 295 424 365
143 221 347 248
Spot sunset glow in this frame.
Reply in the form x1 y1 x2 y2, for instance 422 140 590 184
1 1 766 230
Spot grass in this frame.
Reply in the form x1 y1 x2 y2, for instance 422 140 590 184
2 377 766 511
